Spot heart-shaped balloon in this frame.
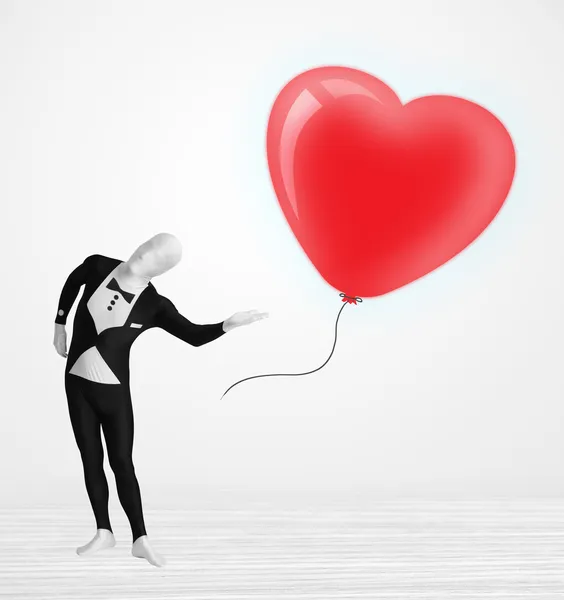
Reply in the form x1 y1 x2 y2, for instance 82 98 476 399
266 66 516 298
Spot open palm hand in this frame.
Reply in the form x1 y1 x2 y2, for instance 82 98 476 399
224 309 269 332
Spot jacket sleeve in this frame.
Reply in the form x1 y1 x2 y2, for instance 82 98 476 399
154 296 226 347
54 254 98 325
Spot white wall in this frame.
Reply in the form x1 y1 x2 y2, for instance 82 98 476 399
1 0 563 506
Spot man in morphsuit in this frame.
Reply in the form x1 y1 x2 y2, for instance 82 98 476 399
53 233 268 567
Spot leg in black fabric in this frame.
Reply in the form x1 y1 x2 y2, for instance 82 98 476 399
66 375 112 531
101 387 147 543
100 385 166 566
65 375 116 555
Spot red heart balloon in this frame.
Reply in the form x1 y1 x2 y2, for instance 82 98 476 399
266 66 516 298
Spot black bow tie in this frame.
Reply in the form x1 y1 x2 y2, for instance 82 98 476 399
106 278 135 303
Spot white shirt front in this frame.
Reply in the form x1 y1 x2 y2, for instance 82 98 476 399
86 264 148 335
69 264 149 384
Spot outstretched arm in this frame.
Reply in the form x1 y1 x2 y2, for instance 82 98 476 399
54 254 97 325
154 296 227 347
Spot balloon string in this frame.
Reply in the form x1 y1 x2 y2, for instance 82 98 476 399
220 293 363 400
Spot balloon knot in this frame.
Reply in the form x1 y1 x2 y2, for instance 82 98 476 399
339 293 363 305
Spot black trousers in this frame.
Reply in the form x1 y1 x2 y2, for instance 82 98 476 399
65 373 147 542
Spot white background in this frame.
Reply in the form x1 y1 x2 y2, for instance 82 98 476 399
1 0 563 508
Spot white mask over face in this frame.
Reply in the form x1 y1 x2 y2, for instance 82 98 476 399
123 233 183 283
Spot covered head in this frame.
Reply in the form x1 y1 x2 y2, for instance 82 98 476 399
126 232 183 278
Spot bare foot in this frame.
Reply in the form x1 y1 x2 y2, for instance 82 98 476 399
77 529 116 555
132 535 166 567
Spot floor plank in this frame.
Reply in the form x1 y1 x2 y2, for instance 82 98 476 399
1 498 564 598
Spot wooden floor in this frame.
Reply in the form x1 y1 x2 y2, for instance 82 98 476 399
1 498 564 599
